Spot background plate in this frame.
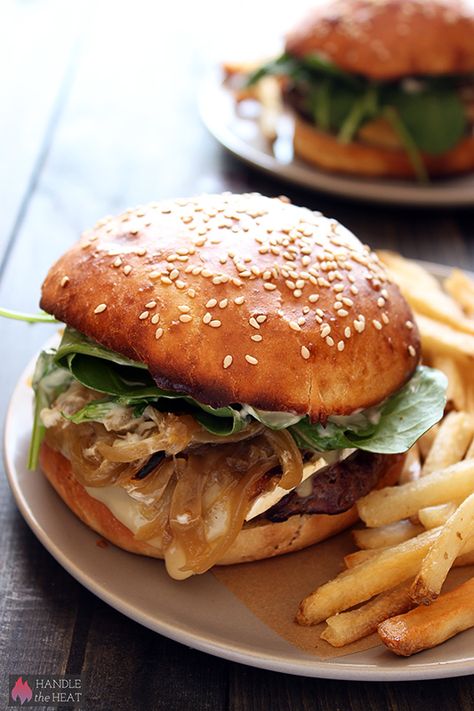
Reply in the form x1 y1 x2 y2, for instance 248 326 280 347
199 76 474 208
4 263 474 680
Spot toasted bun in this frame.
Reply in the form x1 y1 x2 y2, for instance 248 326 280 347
40 194 419 419
286 0 474 80
293 111 474 178
39 444 403 566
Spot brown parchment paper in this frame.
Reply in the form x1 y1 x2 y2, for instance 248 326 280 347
213 529 474 660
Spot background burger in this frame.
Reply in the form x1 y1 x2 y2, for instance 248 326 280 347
31 193 445 579
248 0 474 180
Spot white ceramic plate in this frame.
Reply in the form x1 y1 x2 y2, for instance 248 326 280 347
4 265 474 680
199 75 474 207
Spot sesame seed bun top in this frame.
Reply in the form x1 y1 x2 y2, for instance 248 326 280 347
40 193 420 419
285 0 474 80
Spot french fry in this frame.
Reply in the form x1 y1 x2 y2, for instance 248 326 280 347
321 583 414 648
416 314 474 360
421 411 474 476
399 444 421 484
378 577 474 656
297 529 441 625
411 493 474 604
378 252 474 335
444 269 474 317
417 502 458 529
466 436 474 459
357 459 474 528
344 548 383 568
353 520 423 550
431 355 466 411
417 424 439 461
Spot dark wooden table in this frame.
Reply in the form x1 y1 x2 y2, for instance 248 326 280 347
1 2 473 709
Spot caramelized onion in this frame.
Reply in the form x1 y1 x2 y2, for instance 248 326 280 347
263 428 303 489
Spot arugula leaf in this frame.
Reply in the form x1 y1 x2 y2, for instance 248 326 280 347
55 328 248 436
291 366 447 455
338 85 379 143
384 106 428 183
0 307 58 324
385 86 466 155
28 351 72 469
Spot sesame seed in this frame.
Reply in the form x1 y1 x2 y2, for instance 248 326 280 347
337 309 349 317
145 301 157 309
155 327 163 340
381 289 389 299
94 303 107 314
249 317 260 329
139 311 149 320
256 314 267 324
123 265 132 275
308 294 319 303
320 324 331 338
161 276 172 285
176 280 186 289
344 327 351 338
354 319 365 333
341 297 353 307
178 305 190 313
234 296 245 305
209 320 221 328
136 247 147 256
149 270 161 280
377 297 385 307
326 336 334 347
251 334 263 342
223 355 233 369
187 288 196 298
60 276 69 287
295 279 305 289
301 345 310 360
113 257 123 267
337 340 345 352
297 317 306 326
372 320 382 330
169 269 179 281
151 314 160 324
350 285 359 295
264 283 276 291
245 354 258 365
289 321 301 332
294 289 302 298
206 298 217 308
406 320 414 329
382 313 389 324
179 314 192 323
219 299 228 309
408 345 416 357
334 301 343 309
203 312 212 324
333 283 344 292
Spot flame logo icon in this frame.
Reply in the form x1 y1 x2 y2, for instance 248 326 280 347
11 677 33 705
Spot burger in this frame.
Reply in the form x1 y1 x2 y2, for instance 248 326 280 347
248 0 474 180
29 193 446 579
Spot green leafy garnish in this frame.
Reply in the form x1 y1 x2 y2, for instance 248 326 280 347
0 307 58 324
291 367 447 454
28 351 72 469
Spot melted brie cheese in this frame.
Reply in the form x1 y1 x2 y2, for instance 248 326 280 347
244 449 355 521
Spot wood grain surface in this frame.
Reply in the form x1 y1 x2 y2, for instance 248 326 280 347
0 1 473 709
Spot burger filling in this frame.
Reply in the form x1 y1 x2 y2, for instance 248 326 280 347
248 54 474 181
31 327 446 578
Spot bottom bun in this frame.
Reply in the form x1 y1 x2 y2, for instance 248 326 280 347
39 443 403 568
293 112 474 179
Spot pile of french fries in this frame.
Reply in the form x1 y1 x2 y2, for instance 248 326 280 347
296 254 474 657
